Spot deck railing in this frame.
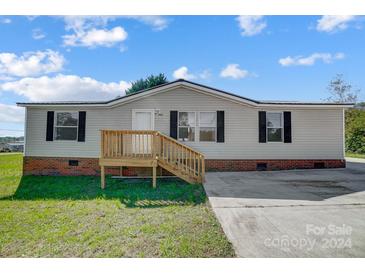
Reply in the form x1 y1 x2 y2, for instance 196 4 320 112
158 132 205 181
101 130 157 159
100 129 205 183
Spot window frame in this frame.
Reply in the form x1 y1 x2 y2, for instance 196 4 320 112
176 111 218 143
53 111 79 141
266 111 283 143
198 111 217 143
177 111 196 142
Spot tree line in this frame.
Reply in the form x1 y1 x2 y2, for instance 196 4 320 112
326 74 365 155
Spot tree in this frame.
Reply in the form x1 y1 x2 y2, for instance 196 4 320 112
126 73 168 95
325 74 359 103
357 102 365 108
325 74 365 154
345 108 365 154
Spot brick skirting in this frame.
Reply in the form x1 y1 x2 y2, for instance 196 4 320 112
205 159 346 172
23 156 147 176
23 156 346 176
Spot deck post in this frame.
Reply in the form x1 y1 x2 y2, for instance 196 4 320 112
200 155 205 183
101 165 105 189
152 165 156 188
120 166 123 176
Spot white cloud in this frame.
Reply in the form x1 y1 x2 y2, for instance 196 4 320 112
61 16 169 48
62 16 127 48
172 66 211 80
26 16 38 21
63 16 169 31
0 104 24 123
0 74 131 102
0 75 15 81
124 16 169 31
32 28 46 40
0 18 11 24
236 16 267 36
0 50 65 78
279 52 345 66
63 26 128 48
316 16 358 33
220 64 250 79
63 16 114 32
173 66 196 80
0 129 24 137
199 70 211 80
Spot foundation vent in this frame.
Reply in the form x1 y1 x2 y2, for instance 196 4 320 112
69 160 79 166
256 163 267 171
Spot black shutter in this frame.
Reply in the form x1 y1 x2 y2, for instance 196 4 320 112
217 111 225 143
284 111 292 143
170 111 178 139
46 111 54 141
258 111 266 143
78 111 86 142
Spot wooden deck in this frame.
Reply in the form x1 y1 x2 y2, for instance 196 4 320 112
99 130 205 189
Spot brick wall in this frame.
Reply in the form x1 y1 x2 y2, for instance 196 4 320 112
23 156 346 176
23 156 143 176
205 159 346 171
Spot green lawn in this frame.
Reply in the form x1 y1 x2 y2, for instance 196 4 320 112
0 153 234 257
346 152 365 159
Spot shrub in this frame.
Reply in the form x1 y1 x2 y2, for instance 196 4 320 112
345 108 365 153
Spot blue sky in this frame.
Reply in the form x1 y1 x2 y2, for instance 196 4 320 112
0 15 364 136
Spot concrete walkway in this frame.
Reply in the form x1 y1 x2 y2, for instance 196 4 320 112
346 157 365 163
204 160 365 257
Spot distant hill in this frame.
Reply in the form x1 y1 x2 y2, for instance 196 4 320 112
0 136 24 144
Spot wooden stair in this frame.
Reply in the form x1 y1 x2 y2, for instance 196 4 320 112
158 158 202 184
99 130 205 188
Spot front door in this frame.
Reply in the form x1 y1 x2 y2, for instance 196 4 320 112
132 110 154 154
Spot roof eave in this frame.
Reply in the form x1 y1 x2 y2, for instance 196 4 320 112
15 79 355 109
256 103 354 108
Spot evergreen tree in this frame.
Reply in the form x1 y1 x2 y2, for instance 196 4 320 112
126 73 168 95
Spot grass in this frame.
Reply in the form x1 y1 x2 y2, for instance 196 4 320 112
0 153 234 257
346 152 365 159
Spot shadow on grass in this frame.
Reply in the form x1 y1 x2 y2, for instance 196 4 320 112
1 175 206 208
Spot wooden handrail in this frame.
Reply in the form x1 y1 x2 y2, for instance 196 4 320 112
100 129 205 183
100 129 157 134
156 131 203 156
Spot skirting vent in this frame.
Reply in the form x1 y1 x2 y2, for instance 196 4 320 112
256 163 267 171
68 160 79 166
313 162 325 169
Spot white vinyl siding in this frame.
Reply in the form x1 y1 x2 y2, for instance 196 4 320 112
24 87 345 159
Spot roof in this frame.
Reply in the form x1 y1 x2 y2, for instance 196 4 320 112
16 79 353 108
7 142 24 146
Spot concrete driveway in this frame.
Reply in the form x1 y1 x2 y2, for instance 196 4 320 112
204 159 365 257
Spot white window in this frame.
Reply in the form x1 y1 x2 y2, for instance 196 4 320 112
199 112 216 142
178 112 196 141
54 112 78 140
266 112 283 142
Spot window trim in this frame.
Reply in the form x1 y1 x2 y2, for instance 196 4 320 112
198 111 217 143
177 111 218 143
53 111 79 141
177 111 196 142
266 111 283 143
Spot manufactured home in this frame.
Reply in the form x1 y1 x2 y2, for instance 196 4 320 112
17 79 352 187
